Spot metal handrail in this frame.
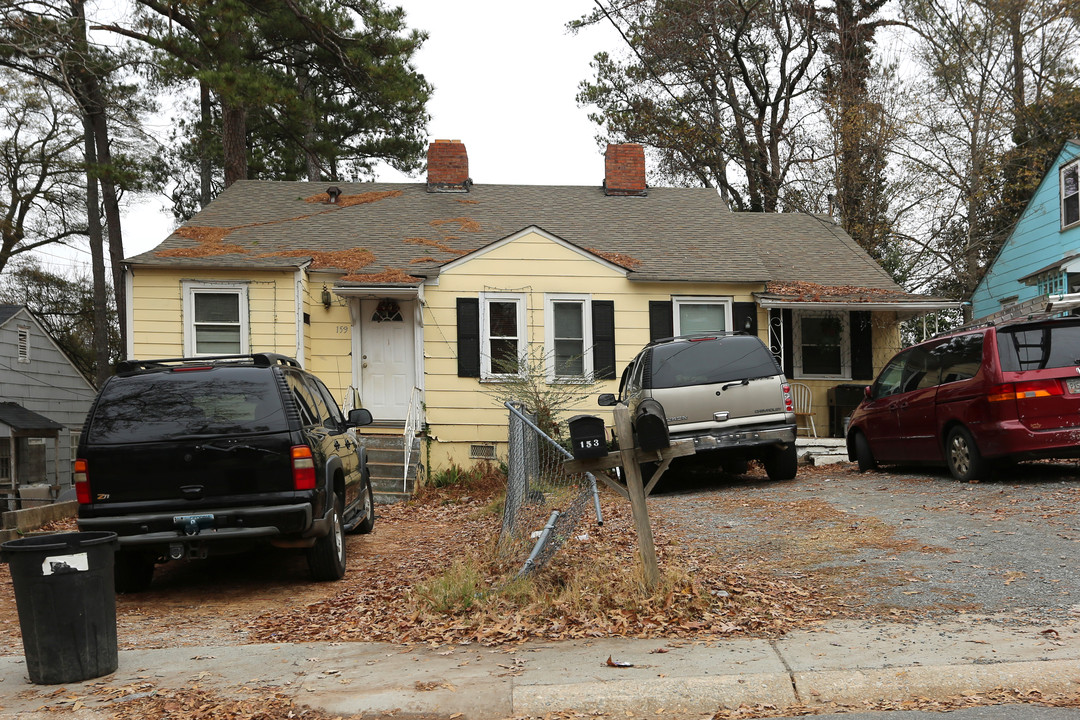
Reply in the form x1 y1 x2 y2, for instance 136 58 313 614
403 386 422 491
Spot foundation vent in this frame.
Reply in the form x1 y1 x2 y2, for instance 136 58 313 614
470 443 497 460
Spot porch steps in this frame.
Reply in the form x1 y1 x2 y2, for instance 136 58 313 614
359 433 423 504
795 437 849 466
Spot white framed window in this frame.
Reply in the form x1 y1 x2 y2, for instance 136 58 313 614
544 294 593 382
16 325 30 363
1062 159 1079 230
673 296 732 335
793 310 850 379
480 292 526 379
183 282 249 356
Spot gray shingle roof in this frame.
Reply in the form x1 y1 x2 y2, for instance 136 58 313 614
0 402 63 433
124 181 900 290
0 305 24 325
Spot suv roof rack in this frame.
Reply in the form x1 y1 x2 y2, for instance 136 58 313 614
116 353 301 375
646 331 747 348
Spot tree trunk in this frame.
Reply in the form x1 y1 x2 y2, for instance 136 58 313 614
70 0 126 357
222 103 248 187
200 82 212 207
1008 0 1027 150
83 117 110 386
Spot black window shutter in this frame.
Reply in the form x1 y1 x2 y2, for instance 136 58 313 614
591 300 616 380
649 300 673 342
782 309 794 379
733 301 757 335
456 298 480 378
850 311 873 380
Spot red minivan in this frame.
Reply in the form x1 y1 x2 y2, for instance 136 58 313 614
846 316 1080 480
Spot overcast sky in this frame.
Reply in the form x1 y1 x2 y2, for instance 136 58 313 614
29 0 620 274
116 0 620 260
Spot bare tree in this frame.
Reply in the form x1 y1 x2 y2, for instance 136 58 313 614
0 70 85 275
576 0 822 212
898 0 1079 313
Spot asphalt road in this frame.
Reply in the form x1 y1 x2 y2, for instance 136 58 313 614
648 459 1080 626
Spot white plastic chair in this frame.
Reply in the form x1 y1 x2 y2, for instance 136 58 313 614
790 382 817 438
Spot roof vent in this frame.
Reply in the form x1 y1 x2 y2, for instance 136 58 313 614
426 140 471 193
326 186 342 204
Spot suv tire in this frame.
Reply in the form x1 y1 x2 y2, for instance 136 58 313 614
854 432 877 473
353 478 375 535
309 494 346 581
763 444 798 481
945 426 987 481
115 551 155 594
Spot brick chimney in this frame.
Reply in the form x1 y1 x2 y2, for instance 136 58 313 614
604 143 647 196
426 139 471 192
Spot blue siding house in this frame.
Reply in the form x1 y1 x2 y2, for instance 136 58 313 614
971 140 1080 320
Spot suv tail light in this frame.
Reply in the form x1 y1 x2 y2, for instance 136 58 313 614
74 459 91 504
291 446 316 490
782 383 794 412
988 380 1064 402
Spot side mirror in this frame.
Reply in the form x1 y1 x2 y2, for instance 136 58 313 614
864 385 873 400
597 393 617 407
347 408 373 427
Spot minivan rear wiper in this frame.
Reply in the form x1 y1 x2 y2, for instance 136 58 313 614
721 378 750 391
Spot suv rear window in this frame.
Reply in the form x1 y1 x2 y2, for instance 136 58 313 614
649 336 781 389
997 321 1080 371
87 368 288 443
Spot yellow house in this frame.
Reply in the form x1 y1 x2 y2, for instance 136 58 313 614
122 141 957 500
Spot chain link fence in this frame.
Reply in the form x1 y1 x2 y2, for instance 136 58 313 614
500 402 603 578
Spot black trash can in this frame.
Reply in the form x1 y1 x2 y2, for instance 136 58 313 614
1 531 118 684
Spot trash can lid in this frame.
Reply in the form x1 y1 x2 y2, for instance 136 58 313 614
1 531 118 555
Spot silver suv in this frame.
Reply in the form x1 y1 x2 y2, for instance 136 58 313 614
600 334 798 481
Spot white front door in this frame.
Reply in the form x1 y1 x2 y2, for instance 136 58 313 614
358 298 415 422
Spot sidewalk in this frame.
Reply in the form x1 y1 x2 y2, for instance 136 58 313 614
1 619 1078 719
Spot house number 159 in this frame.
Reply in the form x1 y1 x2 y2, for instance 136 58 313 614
336 325 349 334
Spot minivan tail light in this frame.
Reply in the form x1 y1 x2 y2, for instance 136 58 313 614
987 380 1064 402
291 446 316 490
74 459 91 504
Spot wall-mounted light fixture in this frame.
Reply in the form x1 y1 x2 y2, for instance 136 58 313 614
744 315 754 332
321 284 332 309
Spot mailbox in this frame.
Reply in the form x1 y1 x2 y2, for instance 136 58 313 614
568 414 608 460
634 399 670 452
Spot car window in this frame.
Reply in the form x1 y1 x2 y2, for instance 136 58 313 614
935 333 983 383
284 372 319 426
311 377 344 425
632 354 647 389
872 353 906 398
87 369 286 443
302 376 332 424
648 336 780 389
997 321 1080 371
900 345 941 392
618 361 634 400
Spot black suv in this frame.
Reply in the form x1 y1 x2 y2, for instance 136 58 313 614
76 353 374 592
601 334 798 481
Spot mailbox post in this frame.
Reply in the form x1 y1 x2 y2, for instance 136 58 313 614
564 398 698 589
612 404 659 586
